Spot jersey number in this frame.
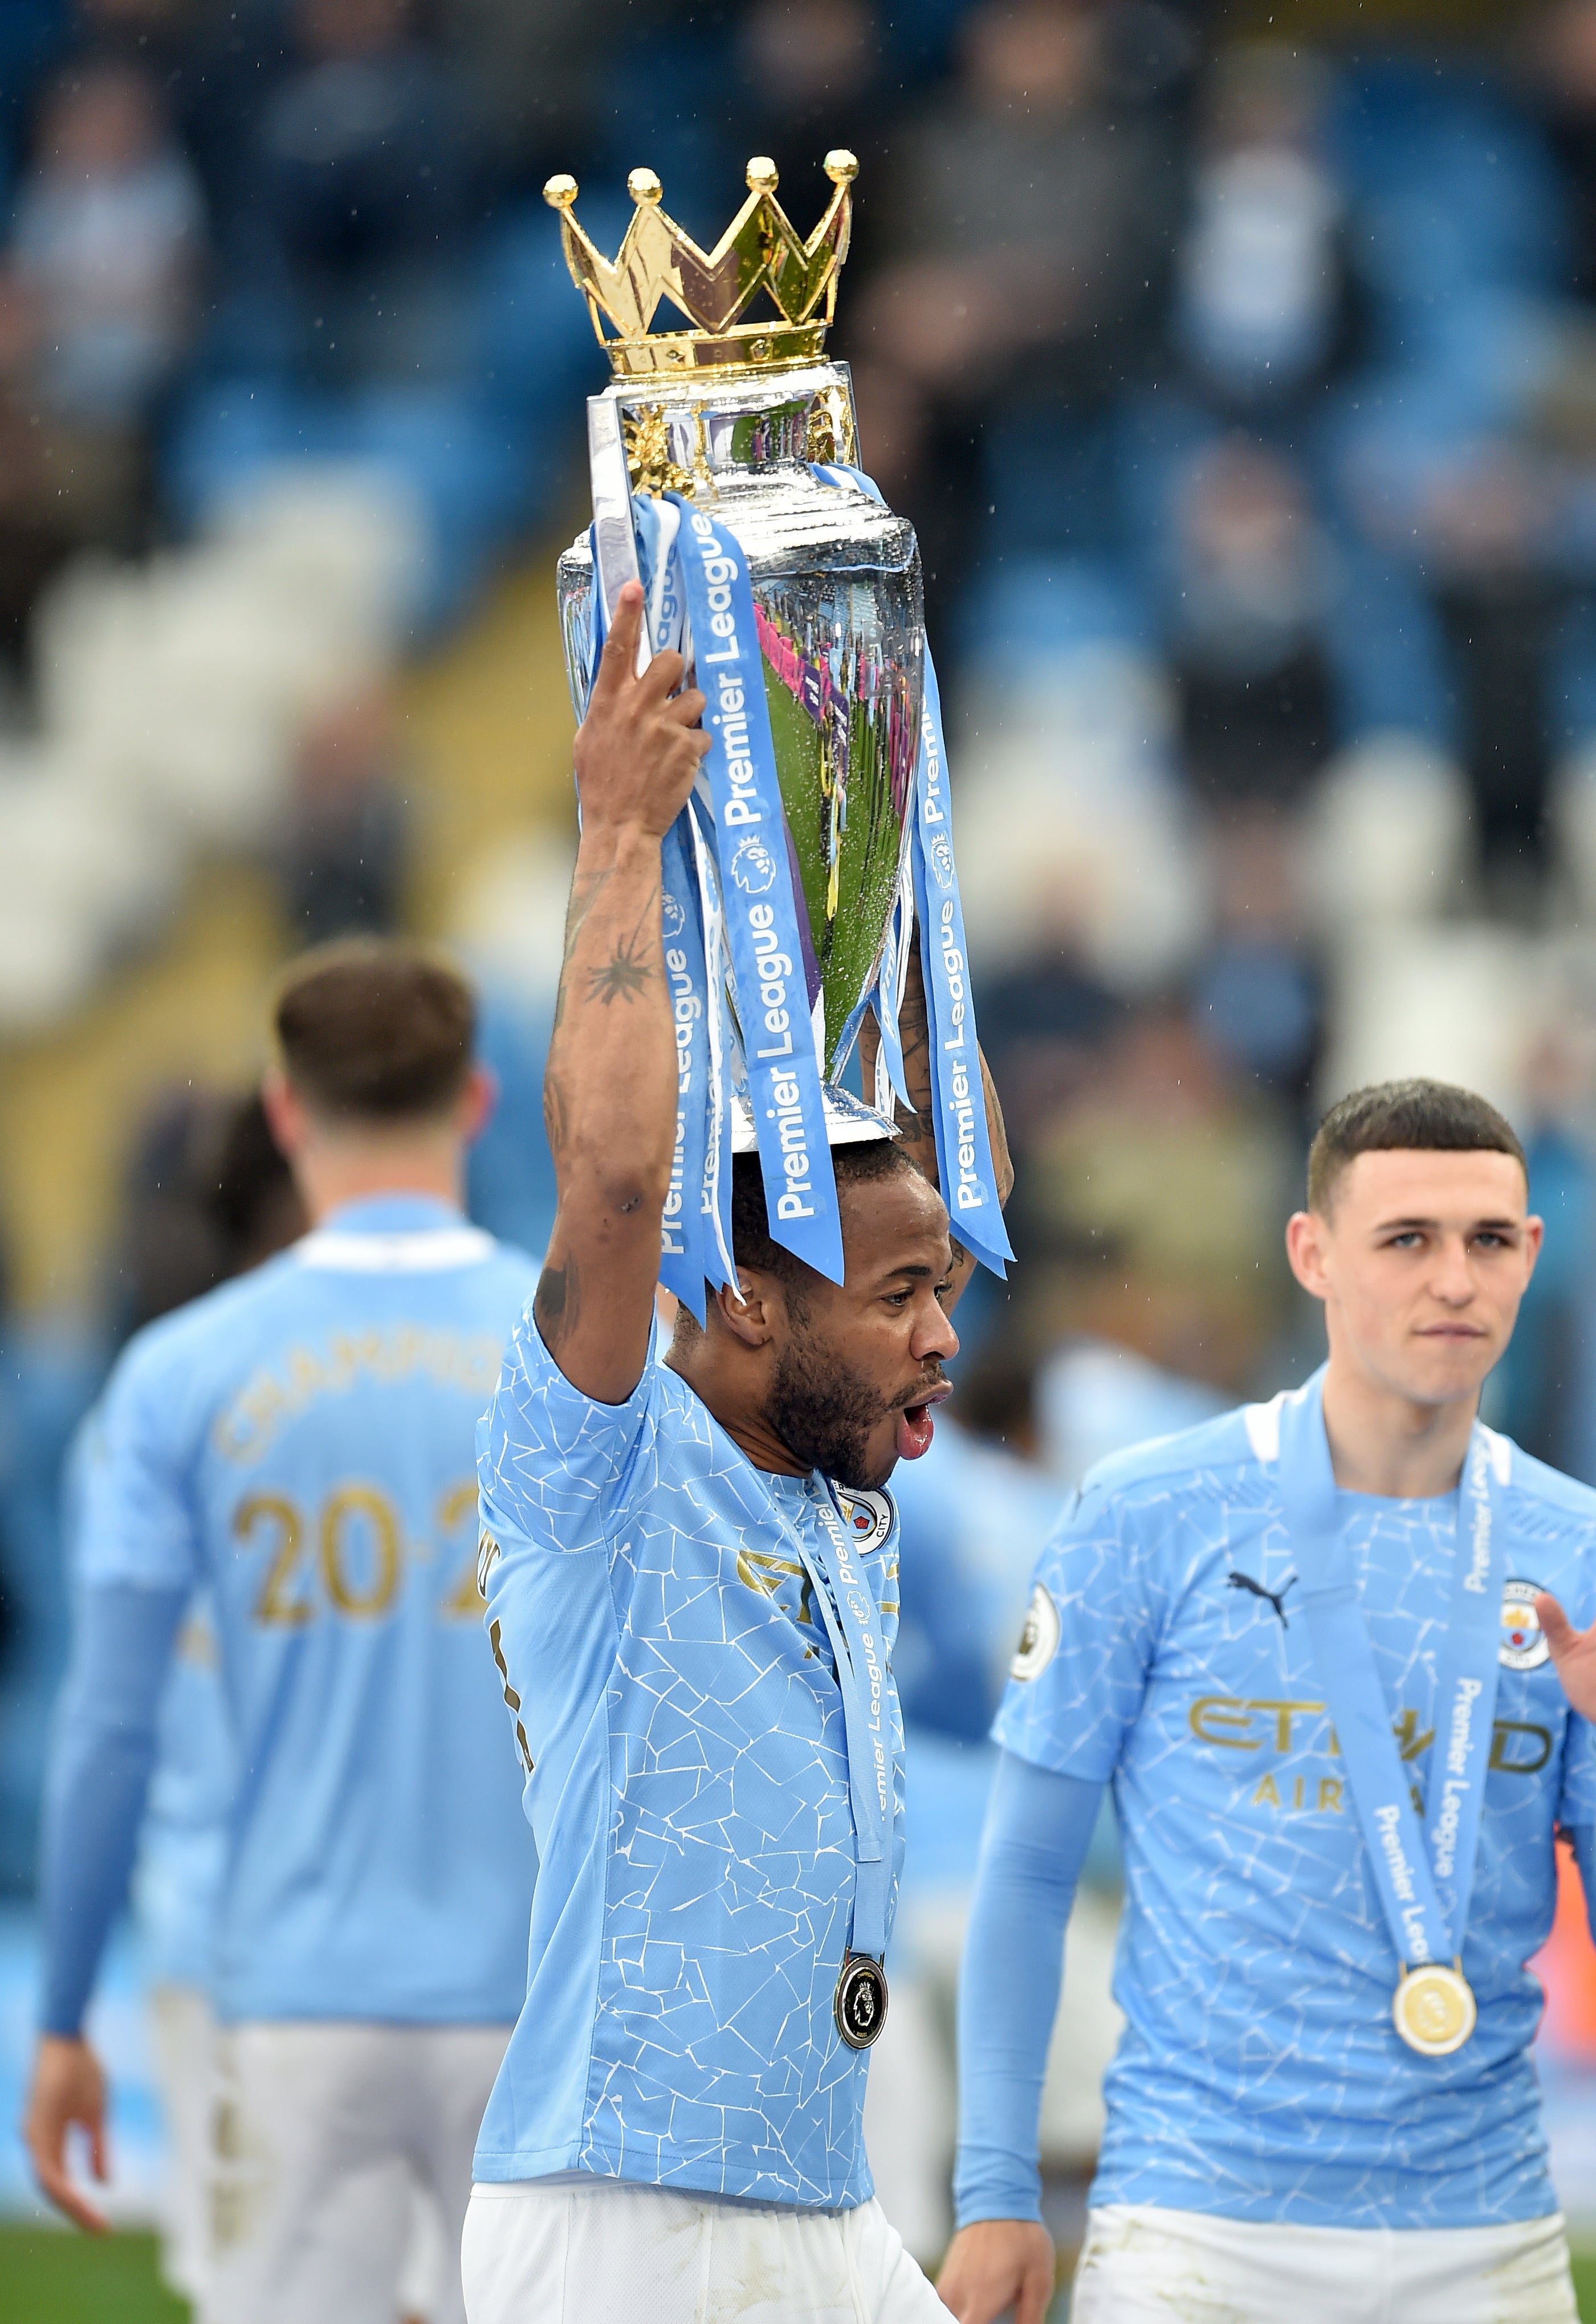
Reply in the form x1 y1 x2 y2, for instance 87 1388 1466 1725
235 1481 482 1625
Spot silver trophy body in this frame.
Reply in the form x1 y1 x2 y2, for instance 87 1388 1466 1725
556 359 923 1077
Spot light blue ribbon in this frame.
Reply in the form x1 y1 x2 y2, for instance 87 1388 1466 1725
795 1482 895 1962
812 463 1011 1275
657 812 710 1320
910 652 1012 1277
665 492 844 1285
1281 1372 1507 1974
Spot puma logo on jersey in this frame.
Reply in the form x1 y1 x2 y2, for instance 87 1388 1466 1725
1228 1569 1296 1629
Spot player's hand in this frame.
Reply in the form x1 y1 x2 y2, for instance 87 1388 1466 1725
937 2219 1056 2324
23 2034 111 2233
1536 1592 1596 1720
573 581 708 842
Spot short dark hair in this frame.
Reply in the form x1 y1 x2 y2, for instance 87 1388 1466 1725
674 1141 918 1326
274 939 475 1123
1307 1078 1526 1215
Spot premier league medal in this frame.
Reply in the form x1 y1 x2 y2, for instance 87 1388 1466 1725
834 1953 889 2049
1392 1962 1477 2057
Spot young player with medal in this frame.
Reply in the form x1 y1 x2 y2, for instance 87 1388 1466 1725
461 586 1012 2324
940 1081 1596 2324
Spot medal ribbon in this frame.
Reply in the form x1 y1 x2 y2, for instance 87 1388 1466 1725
793 1482 894 1961
1281 1372 1507 1970
664 492 844 1284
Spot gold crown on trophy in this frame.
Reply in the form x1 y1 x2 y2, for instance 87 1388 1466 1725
543 152 858 378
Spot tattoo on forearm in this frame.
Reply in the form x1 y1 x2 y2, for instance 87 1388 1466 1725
552 867 614 1031
587 928 653 1006
580 884 659 1008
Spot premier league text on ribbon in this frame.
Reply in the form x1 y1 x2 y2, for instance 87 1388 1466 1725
675 501 842 1281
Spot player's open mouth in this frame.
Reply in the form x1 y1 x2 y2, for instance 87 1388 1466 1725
895 1383 951 1462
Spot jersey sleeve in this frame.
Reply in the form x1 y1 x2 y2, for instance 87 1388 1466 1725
74 1329 203 1593
1561 1713 1596 1828
477 1304 662 1558
991 1479 1165 1783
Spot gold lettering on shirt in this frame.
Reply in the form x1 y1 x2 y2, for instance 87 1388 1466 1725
213 1328 506 1463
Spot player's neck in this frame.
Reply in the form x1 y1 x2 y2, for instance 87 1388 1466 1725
295 1139 465 1225
665 1339 808 1475
1319 1353 1478 1500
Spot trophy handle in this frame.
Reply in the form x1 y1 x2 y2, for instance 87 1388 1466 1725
587 399 652 676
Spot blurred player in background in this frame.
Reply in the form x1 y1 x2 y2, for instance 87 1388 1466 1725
26 941 540 2324
864 1349 1066 2261
117 1094 304 2306
941 1079 1596 2324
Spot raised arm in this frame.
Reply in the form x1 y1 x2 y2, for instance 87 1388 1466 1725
536 583 709 1402
860 936 1013 1308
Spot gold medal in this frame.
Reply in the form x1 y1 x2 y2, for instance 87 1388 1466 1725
1392 1962 1476 2056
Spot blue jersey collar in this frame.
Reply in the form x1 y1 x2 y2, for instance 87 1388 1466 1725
314 1193 466 1237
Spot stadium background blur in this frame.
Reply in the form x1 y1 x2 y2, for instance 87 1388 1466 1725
12 0 1596 2313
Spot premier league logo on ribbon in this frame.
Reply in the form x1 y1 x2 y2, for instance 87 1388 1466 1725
547 150 1012 1307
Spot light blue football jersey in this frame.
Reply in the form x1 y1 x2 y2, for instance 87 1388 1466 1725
77 1196 540 2025
64 1412 234 1993
474 1314 907 2208
132 1597 234 1992
994 1380 1596 2229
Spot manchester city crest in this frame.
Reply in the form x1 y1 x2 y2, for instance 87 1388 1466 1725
837 1488 893 1554
1011 1581 1061 1682
1500 1580 1550 1671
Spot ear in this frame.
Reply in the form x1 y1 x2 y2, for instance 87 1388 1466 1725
260 1069 307 1161
1522 1212 1545 1276
1285 1208 1331 1301
714 1273 776 1351
458 1063 498 1147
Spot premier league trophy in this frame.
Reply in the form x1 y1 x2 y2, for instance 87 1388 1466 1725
545 152 1010 1313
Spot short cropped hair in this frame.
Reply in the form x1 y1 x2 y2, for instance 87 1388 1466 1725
274 939 475 1123
673 1142 918 1327
1307 1078 1526 1215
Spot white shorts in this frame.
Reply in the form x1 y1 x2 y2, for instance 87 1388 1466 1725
1070 2203 1579 2324
461 2177 951 2324
146 1984 219 2306
202 2020 511 2324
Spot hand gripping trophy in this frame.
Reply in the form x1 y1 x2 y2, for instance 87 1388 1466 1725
545 152 1011 1309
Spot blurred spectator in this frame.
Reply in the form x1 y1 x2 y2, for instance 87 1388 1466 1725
1165 435 1337 802
244 0 480 388
0 267 140 675
979 930 1122 1159
108 1084 306 1344
1525 0 1596 305
1505 1013 1596 1479
1171 44 1357 418
280 686 408 943
851 0 1184 597
1191 804 1322 1105
1015 1000 1296 1393
11 59 204 428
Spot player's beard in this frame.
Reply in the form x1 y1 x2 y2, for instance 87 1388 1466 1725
766 1330 894 1491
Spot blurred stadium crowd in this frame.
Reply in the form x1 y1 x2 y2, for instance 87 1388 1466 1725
11 0 1596 2257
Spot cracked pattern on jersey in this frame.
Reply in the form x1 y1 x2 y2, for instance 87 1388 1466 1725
995 1409 1596 2230
475 1314 905 2208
